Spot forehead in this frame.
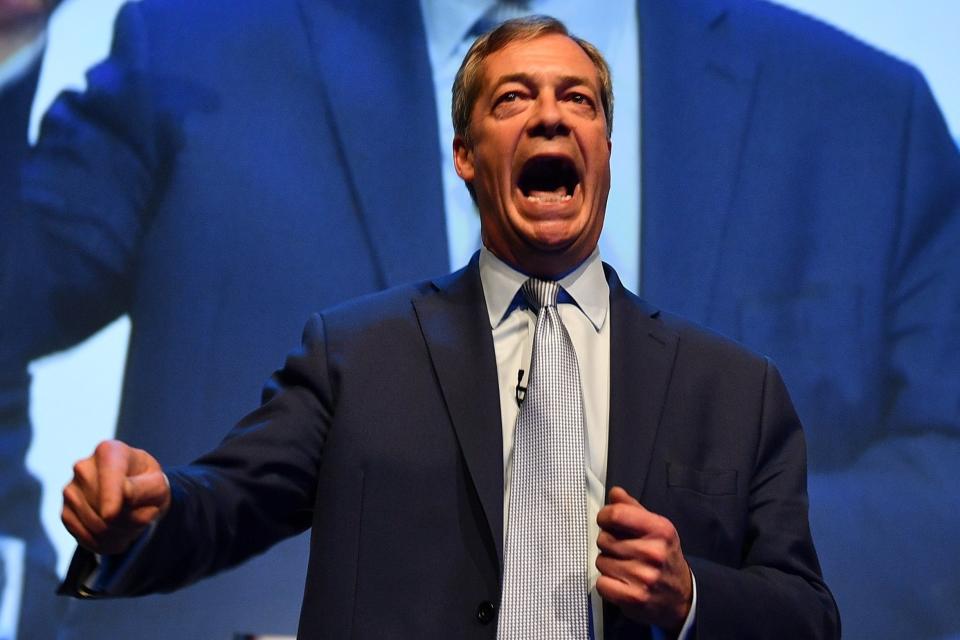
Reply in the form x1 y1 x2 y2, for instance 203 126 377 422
480 33 600 92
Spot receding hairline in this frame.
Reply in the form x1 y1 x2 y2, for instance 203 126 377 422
451 16 614 142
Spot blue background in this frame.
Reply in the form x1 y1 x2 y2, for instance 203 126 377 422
15 0 960 637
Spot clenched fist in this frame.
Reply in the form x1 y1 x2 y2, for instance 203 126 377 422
596 486 693 634
61 440 171 556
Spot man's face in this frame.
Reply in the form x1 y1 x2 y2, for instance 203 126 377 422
454 34 611 278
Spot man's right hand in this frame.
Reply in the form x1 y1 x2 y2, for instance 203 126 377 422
61 440 171 556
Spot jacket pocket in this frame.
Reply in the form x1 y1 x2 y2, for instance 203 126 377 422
667 462 737 496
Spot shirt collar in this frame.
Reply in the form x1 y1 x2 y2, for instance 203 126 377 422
419 0 494 65
479 246 609 332
419 0 632 67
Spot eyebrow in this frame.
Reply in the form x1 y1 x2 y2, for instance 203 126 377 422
491 72 597 92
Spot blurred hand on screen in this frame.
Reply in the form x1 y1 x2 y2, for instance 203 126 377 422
0 0 52 28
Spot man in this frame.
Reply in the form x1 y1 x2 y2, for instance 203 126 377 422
61 18 839 639
3 1 957 638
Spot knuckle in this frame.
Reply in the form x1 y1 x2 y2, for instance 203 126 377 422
608 504 629 526
100 508 121 525
645 566 663 587
647 543 667 568
86 518 107 536
628 585 651 605
72 459 96 486
595 555 611 573
594 556 613 574
94 440 114 457
595 576 610 595
596 531 613 550
655 514 676 538
596 576 623 602
629 562 650 585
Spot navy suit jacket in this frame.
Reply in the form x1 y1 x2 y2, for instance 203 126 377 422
1 0 957 637
69 259 838 639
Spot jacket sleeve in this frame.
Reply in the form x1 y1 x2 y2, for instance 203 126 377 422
59 314 334 597
688 359 840 639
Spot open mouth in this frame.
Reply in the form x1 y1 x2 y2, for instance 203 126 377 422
517 155 580 203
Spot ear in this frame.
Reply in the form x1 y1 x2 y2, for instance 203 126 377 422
453 135 475 182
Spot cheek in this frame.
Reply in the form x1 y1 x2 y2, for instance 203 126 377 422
591 159 611 196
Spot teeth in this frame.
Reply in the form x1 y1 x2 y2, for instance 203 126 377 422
526 189 572 203
527 192 573 202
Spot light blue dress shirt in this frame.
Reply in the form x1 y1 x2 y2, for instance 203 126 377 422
479 247 695 639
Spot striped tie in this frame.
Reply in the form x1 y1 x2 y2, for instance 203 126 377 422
468 1 532 38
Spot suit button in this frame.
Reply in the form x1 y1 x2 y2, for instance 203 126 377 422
475 600 496 624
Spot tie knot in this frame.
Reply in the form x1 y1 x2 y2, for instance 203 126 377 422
468 1 531 37
522 278 560 312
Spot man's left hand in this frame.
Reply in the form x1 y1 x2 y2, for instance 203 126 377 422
596 486 693 634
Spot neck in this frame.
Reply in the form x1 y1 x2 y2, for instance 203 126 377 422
482 244 595 281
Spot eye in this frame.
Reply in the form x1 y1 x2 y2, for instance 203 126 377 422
496 90 521 105
567 92 592 105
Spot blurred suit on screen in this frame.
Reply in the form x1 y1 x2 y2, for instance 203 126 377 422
0 1 66 636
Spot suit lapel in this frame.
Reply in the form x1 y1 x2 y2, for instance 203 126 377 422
297 0 448 287
603 267 679 638
639 0 758 322
604 266 678 502
412 259 505 567
412 260 681 609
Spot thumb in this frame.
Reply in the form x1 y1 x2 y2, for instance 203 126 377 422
607 485 641 506
124 471 171 513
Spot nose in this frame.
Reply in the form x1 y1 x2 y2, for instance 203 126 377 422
528 92 569 139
